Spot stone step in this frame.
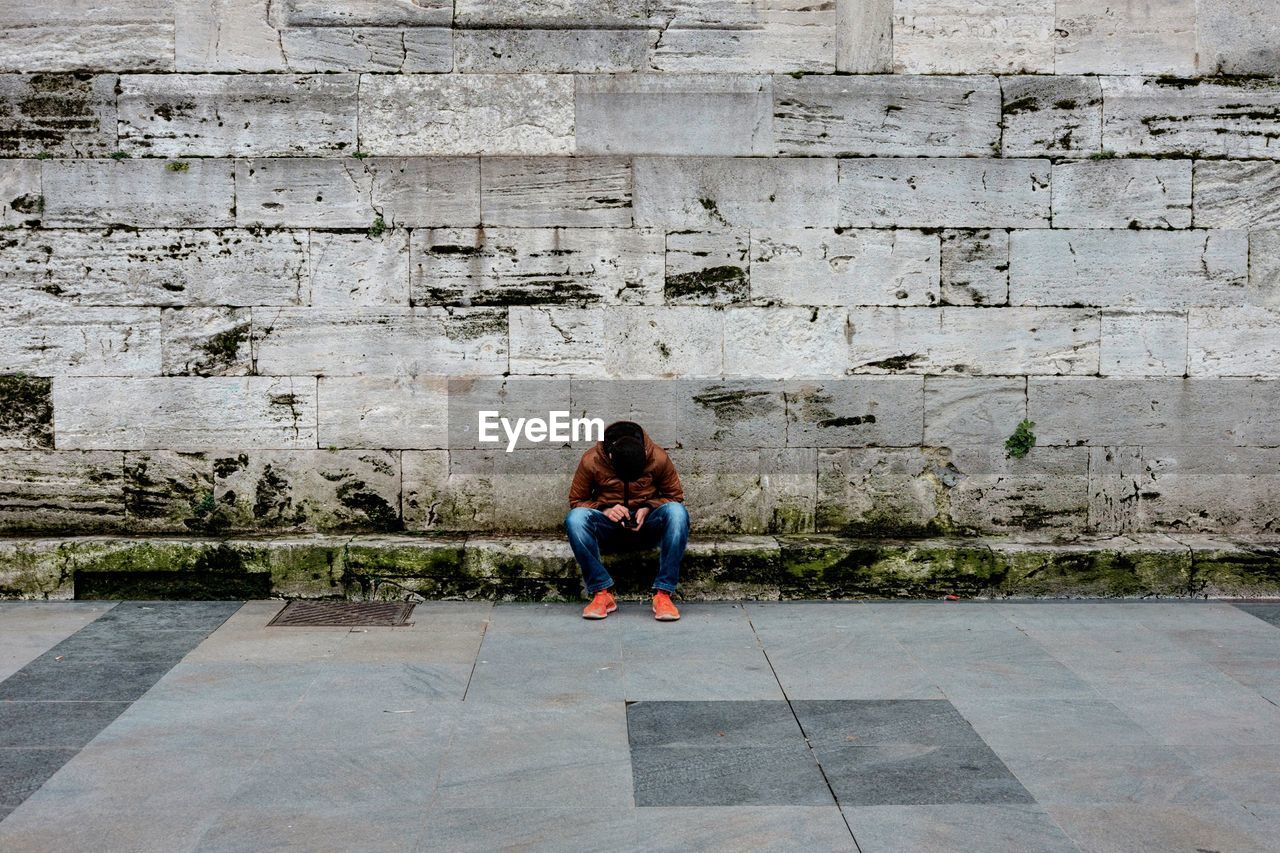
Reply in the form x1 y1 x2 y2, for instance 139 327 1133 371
3 534 1279 601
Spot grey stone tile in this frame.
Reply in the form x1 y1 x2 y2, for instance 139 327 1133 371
999 745 1231 805
0 802 211 853
331 625 485 665
793 699 987 747
0 701 130 748
1233 602 1280 629
95 601 242 631
846 804 1079 853
418 807 638 853
88 698 293 752
626 700 803 748
1107 686 1280 745
0 660 177 701
464 659 624 703
302 663 473 703
0 748 77 807
143 662 326 702
1046 803 1274 853
766 645 944 700
632 806 855 852
197 803 424 853
631 744 834 807
815 743 1034 807
949 695 1158 753
623 656 784 701
1177 745 1280 804
226 745 443 810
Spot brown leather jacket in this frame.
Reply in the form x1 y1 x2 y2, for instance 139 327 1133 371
568 428 684 511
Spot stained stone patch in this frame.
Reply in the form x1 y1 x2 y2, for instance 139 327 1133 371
0 74 118 157
0 375 54 450
1000 76 1103 159
664 230 750 305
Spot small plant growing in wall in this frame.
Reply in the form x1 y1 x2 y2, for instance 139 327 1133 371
166 160 190 172
110 151 131 160
1005 419 1037 459
368 215 387 238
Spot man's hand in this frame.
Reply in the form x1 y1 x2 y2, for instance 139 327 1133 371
631 507 650 530
603 504 630 524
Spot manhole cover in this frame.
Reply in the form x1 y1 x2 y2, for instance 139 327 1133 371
268 600 416 627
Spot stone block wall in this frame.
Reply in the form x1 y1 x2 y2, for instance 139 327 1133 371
2 0 1279 539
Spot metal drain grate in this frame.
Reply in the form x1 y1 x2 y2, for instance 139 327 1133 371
268 600 416 627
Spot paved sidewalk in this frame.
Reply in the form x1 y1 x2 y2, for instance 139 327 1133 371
2 600 1280 852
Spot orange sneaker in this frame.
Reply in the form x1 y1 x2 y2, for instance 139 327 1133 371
652 591 680 621
582 590 617 620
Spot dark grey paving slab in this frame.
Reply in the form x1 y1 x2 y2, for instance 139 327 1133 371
43 627 217 662
793 699 987 747
0 748 79 807
0 659 179 702
632 806 856 852
846 804 1080 853
93 601 243 630
0 701 131 748
631 744 834 807
1233 602 1280 629
813 743 1035 807
626 700 803 748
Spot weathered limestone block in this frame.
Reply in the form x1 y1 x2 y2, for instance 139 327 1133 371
1009 230 1247 309
235 157 479 228
649 1 837 74
923 376 1025 445
457 30 648 73
892 0 1055 73
816 447 937 535
988 534 1192 596
0 451 124 533
634 157 838 229
161 308 252 376
723 308 848 378
445 378 571 450
1175 535 1280 597
786 377 923 447
0 375 53 450
285 0 452 26
1188 307 1280 377
0 307 160 376
836 0 892 73
845 307 1100 376
0 229 307 307
675 448 817 534
1000 76 1103 158
54 377 320 450
664 230 749 305
1052 160 1192 230
1193 161 1280 230
0 159 40 227
480 157 631 227
774 75 1000 157
1100 311 1187 377
1090 446 1280 535
575 74 772 156
318 376 448 450
308 232 410 307
508 307 607 376
509 306 724 377
0 74 117 156
251 308 508 377
175 0 286 72
407 448 580 532
838 159 1050 229
413 227 662 307
1195 0 1280 76
118 75 358 157
400 450 447 529
43 160 235 227
0 1 173 72
940 230 1008 307
456 0 646 28
122 451 215 532
1251 232 1280 308
212 449 401 532
751 229 939 307
1054 0 1195 75
1028 378 1280 446
359 75 574 155
947 446 1090 535
570 379 785 450
1101 77 1280 159
279 28 453 73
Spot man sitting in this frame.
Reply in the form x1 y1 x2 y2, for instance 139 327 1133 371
564 421 689 622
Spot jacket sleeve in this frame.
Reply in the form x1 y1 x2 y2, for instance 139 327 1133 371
568 455 601 509
645 450 685 507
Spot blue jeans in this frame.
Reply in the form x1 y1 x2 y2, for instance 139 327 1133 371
565 503 689 595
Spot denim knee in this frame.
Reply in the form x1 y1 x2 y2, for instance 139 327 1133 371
657 502 689 530
565 507 594 537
